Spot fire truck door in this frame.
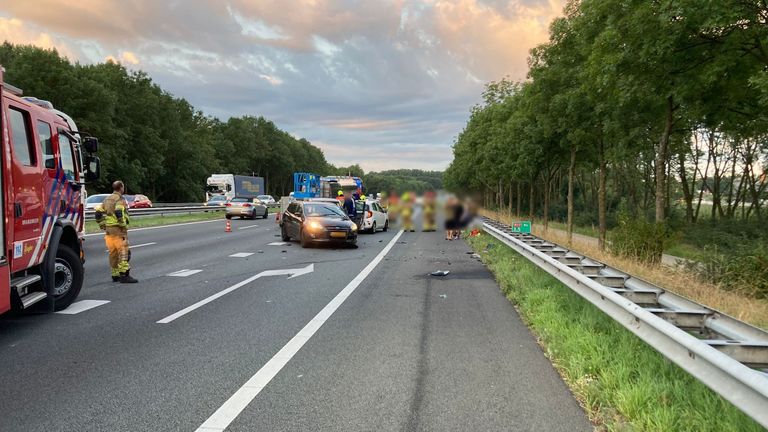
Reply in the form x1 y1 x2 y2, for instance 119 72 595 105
6 103 45 271
0 74 10 313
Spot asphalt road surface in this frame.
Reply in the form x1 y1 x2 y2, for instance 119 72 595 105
0 216 591 431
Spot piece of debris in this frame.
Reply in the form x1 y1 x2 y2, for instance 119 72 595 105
281 250 287 253
466 251 474 254
471 253 481 259
439 294 447 299
430 270 450 276
258 250 264 253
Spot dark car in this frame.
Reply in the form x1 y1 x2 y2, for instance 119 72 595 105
280 201 358 248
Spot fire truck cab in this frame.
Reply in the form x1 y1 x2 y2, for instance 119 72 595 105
0 67 100 315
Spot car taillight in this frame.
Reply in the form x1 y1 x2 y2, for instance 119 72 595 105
243 203 251 208
367 211 373 218
225 203 232 207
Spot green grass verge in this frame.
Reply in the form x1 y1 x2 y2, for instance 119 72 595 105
466 232 763 432
85 210 227 233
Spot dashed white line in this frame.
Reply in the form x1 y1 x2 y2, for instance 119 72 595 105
167 269 203 277
238 225 259 230
56 300 110 315
229 252 254 258
194 230 404 432
130 242 156 249
267 242 287 246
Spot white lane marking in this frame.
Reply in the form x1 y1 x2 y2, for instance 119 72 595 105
268 242 287 246
157 264 314 324
229 252 254 258
56 300 110 315
130 242 157 249
195 230 403 432
84 219 220 237
238 225 259 230
168 269 203 277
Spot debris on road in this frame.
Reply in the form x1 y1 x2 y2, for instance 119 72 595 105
430 270 450 276
439 294 447 299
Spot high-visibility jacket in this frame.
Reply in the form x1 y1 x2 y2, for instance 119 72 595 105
102 192 129 236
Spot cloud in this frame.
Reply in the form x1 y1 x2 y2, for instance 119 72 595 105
0 0 565 171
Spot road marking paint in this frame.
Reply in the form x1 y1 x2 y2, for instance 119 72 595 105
84 219 220 237
56 300 110 315
157 264 314 324
268 242 287 246
130 242 156 249
238 225 259 230
167 269 203 277
229 252 254 258
195 230 404 432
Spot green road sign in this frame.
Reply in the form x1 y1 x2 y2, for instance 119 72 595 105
511 221 531 233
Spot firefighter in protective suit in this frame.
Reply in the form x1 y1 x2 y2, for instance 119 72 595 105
97 181 138 283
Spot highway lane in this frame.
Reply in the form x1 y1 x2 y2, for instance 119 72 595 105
0 217 590 431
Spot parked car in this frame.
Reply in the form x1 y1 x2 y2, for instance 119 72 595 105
205 195 229 207
280 201 357 248
124 194 153 209
358 200 388 233
226 197 268 220
257 194 276 207
85 193 110 210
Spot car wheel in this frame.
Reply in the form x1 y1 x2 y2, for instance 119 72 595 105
371 222 377 234
281 224 291 242
226 215 232 220
300 229 311 248
383 220 388 232
262 210 268 219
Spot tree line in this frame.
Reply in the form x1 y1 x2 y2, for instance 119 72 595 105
0 43 334 201
445 0 768 250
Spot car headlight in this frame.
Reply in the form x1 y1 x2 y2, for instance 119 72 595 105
351 223 358 232
307 221 323 231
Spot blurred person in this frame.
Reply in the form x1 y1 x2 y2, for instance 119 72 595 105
343 190 356 219
336 190 345 203
445 196 464 240
401 192 415 232
422 190 437 232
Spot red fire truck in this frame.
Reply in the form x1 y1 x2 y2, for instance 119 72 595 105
0 67 100 314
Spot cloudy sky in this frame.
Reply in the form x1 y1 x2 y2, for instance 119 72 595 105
0 0 564 172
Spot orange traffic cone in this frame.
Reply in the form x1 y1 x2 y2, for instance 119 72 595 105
225 219 232 233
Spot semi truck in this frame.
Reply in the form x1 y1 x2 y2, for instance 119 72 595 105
0 67 100 315
206 174 265 201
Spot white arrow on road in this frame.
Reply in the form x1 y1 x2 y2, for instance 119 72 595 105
157 264 314 324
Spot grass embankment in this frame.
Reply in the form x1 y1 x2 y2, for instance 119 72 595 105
84 210 226 233
466 233 764 432
483 210 768 330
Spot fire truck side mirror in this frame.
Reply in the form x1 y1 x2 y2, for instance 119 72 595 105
82 136 98 153
85 156 101 182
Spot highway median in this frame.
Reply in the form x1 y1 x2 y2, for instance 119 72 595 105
466 231 764 432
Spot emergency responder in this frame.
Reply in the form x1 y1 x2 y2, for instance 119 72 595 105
401 192 415 232
102 181 138 283
336 190 345 203
343 190 356 219
422 190 437 232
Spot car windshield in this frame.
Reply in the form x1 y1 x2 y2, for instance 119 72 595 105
124 195 136 202
86 195 107 204
231 198 248 203
304 204 346 218
209 196 226 202
258 195 271 200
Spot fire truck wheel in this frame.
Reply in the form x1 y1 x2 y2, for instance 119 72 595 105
52 245 84 311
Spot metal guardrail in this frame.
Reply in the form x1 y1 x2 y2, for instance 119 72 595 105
481 216 768 428
84 206 224 220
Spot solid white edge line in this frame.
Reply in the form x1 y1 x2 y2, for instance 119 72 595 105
84 219 221 237
195 229 404 432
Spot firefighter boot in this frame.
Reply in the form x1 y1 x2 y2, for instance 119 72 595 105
119 271 139 284
112 276 120 282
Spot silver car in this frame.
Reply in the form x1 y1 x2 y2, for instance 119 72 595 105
257 194 277 207
226 197 268 220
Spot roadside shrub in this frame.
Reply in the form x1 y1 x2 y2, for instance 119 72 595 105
690 243 768 299
610 210 674 264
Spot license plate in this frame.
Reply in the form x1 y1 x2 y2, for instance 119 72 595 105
330 231 346 238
